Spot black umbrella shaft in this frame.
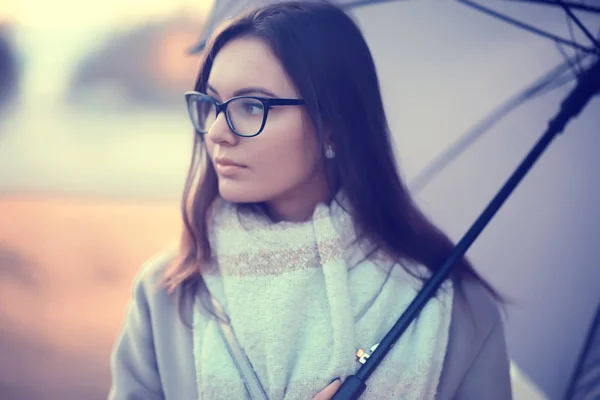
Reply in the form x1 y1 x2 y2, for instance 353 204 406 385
331 58 600 400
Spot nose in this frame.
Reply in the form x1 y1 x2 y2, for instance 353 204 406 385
205 111 239 146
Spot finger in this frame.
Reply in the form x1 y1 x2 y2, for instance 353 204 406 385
312 379 341 400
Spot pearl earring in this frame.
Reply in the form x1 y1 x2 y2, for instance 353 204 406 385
325 145 336 159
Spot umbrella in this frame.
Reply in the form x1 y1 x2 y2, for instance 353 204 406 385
191 1 600 399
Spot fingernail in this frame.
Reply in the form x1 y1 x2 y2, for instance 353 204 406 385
328 377 340 385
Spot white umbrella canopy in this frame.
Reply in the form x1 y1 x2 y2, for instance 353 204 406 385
194 1 600 398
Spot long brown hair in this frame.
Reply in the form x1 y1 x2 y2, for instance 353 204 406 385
162 1 502 317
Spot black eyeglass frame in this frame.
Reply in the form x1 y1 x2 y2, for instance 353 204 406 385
185 91 305 138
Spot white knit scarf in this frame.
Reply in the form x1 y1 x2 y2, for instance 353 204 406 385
192 195 454 400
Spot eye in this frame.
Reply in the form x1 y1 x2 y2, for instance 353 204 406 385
242 100 264 116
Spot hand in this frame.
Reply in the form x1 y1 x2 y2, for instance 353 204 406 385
312 379 341 400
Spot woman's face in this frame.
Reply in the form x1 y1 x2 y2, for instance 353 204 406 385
203 36 330 221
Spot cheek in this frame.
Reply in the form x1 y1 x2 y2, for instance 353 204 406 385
255 128 321 190
218 118 322 203
273 133 319 171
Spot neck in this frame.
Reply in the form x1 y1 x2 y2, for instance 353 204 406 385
265 178 335 223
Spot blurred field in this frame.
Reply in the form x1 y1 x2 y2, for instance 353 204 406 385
0 195 180 399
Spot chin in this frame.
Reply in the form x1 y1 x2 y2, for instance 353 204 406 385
218 180 266 204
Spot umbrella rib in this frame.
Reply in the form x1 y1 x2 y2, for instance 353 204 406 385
341 0 406 10
502 0 600 14
457 0 599 54
555 40 581 77
408 53 588 193
556 0 600 50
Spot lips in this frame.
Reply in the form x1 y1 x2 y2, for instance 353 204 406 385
215 157 246 168
214 157 247 177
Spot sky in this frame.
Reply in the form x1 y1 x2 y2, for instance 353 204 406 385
0 0 214 29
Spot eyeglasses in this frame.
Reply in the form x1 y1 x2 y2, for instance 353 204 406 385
185 91 305 137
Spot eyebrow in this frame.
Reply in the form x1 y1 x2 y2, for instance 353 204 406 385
207 83 279 98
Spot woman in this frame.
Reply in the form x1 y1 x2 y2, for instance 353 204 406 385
109 2 512 399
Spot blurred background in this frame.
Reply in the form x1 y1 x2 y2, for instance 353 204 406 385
0 0 211 398
0 0 599 399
